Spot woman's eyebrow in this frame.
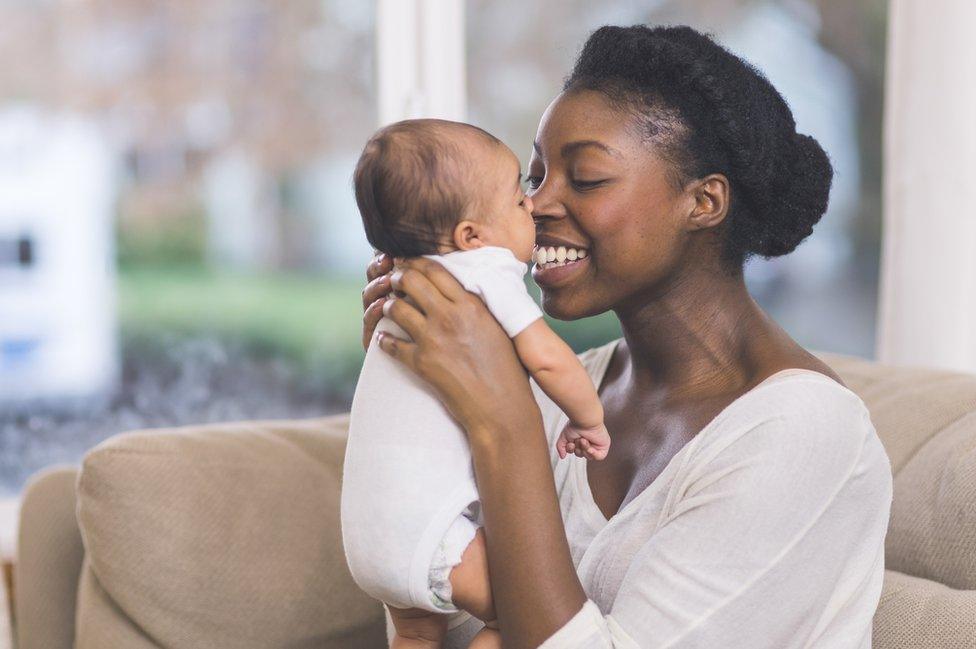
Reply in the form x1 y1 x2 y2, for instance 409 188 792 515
532 139 622 158
561 140 621 158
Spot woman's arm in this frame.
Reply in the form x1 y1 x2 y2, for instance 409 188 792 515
374 257 589 648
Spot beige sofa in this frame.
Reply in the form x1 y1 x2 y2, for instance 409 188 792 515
8 349 976 648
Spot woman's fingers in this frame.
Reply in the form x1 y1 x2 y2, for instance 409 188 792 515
381 296 427 343
362 252 396 350
366 251 394 283
396 257 470 304
362 272 393 312
388 265 454 321
362 296 388 351
376 330 418 371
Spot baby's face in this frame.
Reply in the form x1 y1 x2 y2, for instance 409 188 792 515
464 140 536 264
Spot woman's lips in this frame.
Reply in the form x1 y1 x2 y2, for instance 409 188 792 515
531 254 589 288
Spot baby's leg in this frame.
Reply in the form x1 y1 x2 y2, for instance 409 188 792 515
387 604 448 648
468 628 502 648
467 620 502 649
390 526 496 648
448 526 495 621
449 528 502 649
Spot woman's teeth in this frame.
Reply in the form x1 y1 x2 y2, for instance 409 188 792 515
533 245 587 268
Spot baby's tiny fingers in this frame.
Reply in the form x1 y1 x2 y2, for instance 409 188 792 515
585 446 609 461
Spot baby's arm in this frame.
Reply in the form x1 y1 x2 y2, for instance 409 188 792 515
513 319 610 460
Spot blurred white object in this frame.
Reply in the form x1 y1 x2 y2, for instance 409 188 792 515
303 153 376 276
0 497 17 562
0 105 119 405
376 0 466 125
203 148 270 270
877 0 976 373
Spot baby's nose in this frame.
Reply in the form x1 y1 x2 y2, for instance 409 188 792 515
523 195 534 212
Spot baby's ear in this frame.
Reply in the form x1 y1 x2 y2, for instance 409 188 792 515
453 220 485 251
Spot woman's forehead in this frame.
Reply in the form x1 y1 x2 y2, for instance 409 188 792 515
532 90 640 158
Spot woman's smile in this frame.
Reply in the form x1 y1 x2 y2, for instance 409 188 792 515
531 243 590 287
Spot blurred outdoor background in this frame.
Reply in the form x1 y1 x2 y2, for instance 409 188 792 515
0 0 887 499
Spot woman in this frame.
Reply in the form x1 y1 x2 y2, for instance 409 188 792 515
358 25 893 648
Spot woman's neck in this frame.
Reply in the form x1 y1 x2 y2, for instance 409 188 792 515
612 265 780 397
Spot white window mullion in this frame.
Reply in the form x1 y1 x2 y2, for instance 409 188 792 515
877 0 976 373
376 0 466 126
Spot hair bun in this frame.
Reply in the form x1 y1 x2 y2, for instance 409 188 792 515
750 132 834 258
565 24 836 267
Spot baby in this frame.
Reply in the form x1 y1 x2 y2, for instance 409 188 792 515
340 118 611 648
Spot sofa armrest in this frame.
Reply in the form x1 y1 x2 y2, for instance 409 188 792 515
14 465 85 649
1 558 11 649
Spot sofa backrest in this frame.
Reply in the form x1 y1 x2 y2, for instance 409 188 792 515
68 350 976 648
74 413 383 649
816 351 976 591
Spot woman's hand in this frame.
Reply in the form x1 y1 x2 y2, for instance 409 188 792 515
361 251 400 351
375 257 542 440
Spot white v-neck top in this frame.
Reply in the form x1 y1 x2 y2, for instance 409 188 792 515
441 337 893 649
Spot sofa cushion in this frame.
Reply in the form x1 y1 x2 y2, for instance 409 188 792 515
817 352 976 590
75 413 386 649
874 569 976 648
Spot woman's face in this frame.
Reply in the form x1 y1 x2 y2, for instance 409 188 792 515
526 89 698 320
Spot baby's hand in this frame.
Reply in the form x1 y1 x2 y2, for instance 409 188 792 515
557 421 611 461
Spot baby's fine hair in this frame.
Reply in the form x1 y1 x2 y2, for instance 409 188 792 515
353 118 501 258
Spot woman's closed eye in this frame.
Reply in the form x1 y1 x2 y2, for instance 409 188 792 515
571 177 607 190
522 174 608 192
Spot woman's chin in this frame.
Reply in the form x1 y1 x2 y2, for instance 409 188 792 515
539 294 594 321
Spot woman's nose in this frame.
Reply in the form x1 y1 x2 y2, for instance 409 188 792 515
523 195 534 212
530 184 565 222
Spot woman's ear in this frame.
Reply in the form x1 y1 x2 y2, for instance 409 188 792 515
687 173 729 231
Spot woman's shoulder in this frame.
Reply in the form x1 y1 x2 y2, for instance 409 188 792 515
689 371 886 484
750 368 870 423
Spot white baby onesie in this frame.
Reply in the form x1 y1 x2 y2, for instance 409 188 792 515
341 245 544 613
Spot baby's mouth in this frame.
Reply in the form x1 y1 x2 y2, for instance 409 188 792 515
533 244 588 270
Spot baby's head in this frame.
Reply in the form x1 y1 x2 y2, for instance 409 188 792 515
354 118 536 263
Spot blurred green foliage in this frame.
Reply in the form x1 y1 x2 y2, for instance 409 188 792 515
117 265 623 393
116 212 208 269
117 266 367 386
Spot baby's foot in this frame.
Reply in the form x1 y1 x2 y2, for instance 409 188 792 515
557 422 611 461
388 604 447 648
467 622 502 649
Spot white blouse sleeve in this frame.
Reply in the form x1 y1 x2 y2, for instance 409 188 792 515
538 398 890 648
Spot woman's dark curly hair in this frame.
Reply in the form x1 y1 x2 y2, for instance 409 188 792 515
564 25 833 270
